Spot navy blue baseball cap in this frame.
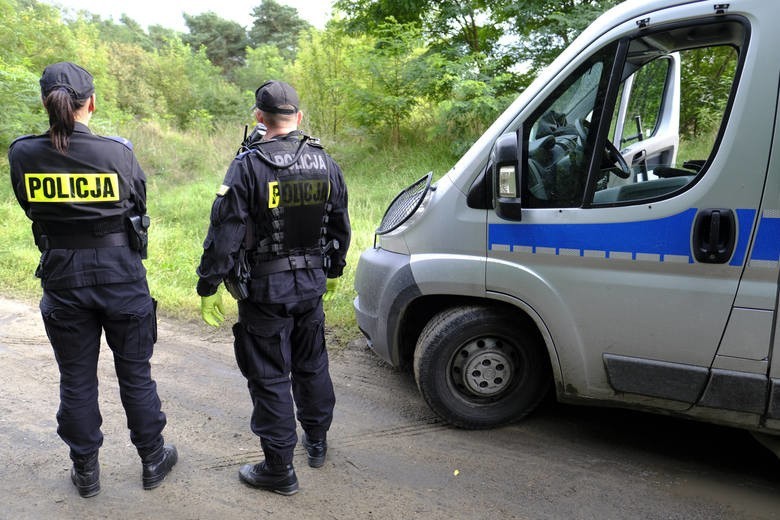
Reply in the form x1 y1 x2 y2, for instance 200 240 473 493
254 80 299 114
40 62 95 100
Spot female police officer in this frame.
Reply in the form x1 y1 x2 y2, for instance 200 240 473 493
7 62 176 497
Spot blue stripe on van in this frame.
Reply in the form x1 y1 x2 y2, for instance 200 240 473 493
488 208 757 266
751 213 780 262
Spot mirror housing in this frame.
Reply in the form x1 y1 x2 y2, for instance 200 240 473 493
492 132 523 221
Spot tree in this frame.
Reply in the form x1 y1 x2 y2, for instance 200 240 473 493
107 42 168 120
249 0 311 61
150 37 245 128
148 25 183 50
679 46 738 138
334 0 514 105
335 0 499 56
333 0 427 32
91 15 154 51
289 28 369 139
351 19 427 145
493 0 621 75
426 1 497 56
232 44 288 94
183 11 249 72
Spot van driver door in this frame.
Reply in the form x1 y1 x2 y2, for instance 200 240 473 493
486 13 775 417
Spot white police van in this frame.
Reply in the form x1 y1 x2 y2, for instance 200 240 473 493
353 0 780 438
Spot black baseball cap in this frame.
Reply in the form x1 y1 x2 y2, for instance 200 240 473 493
40 62 95 100
254 80 299 114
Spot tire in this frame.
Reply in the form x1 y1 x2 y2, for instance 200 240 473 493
413 305 550 429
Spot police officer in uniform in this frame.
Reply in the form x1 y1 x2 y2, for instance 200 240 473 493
196 80 350 495
8 62 177 498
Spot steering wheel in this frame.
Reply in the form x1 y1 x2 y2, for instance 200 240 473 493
603 139 631 179
575 119 632 179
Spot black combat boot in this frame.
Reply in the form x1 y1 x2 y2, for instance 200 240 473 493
302 432 327 468
238 461 299 495
70 451 100 498
142 443 178 490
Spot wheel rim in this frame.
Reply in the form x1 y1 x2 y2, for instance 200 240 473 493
449 336 517 400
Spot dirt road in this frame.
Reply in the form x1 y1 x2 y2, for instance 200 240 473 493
1 296 780 520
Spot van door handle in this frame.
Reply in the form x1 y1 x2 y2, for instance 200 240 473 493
692 208 736 263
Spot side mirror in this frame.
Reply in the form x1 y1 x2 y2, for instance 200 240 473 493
492 132 523 221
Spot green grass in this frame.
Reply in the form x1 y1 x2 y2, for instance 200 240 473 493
1 121 458 341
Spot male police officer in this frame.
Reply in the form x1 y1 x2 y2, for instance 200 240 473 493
196 80 350 495
8 62 176 497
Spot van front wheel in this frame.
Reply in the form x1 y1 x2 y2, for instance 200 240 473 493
413 306 550 429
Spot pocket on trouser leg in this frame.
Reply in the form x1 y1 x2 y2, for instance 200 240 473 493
41 307 94 363
233 321 289 380
105 300 156 361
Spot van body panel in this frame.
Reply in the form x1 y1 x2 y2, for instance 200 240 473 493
353 248 419 366
354 0 780 434
716 308 773 361
763 90 780 381
713 355 767 374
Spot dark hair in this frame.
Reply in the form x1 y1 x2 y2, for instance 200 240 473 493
260 109 297 128
43 88 87 154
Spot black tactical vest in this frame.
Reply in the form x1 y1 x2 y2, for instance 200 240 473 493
250 133 331 261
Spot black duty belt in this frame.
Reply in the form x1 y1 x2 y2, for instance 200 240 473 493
251 255 323 277
38 232 129 250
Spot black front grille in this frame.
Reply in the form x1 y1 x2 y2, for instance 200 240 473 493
376 172 432 236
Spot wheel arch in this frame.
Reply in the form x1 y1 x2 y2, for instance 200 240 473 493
398 294 562 393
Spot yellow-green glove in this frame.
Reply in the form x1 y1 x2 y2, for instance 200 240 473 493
201 292 225 327
323 278 339 302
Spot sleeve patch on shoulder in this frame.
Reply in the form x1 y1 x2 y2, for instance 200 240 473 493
217 184 231 196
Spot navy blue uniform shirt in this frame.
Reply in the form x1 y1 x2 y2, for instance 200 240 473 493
8 122 147 289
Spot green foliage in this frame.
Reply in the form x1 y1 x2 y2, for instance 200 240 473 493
680 46 737 138
3 0 81 70
350 19 427 145
1 0 245 137
289 28 370 140
426 1 497 56
232 44 289 93
495 0 621 75
249 0 312 60
106 42 169 121
0 61 43 147
334 0 427 32
184 11 250 72
430 68 516 155
92 14 156 51
148 25 183 50
149 38 247 128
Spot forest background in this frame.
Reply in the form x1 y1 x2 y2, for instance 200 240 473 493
0 0 729 336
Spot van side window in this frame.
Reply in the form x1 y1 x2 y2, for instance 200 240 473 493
591 20 745 205
523 47 615 208
610 57 670 151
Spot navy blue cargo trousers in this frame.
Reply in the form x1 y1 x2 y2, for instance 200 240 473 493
233 295 335 466
39 280 166 459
